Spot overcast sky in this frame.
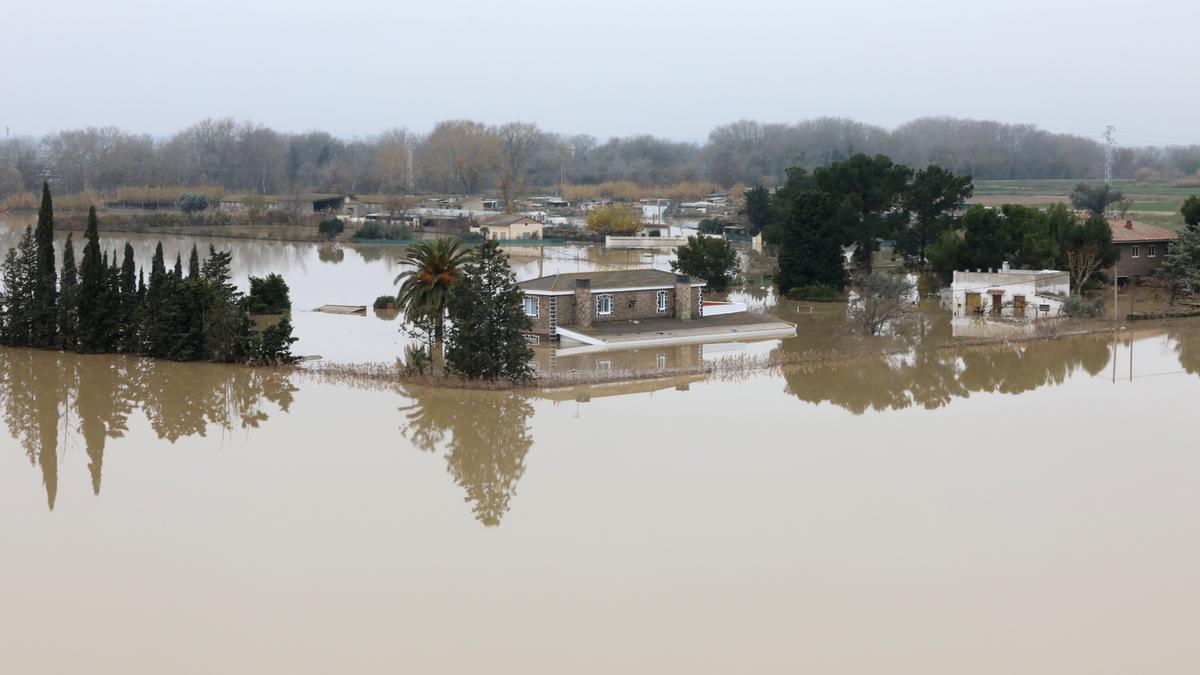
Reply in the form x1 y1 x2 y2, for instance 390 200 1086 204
4 0 1196 146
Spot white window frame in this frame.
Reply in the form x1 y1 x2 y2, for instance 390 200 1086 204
522 296 539 318
1148 245 1156 257
596 294 613 317
1131 245 1140 258
656 289 668 312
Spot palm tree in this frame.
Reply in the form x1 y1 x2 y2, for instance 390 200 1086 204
394 238 472 370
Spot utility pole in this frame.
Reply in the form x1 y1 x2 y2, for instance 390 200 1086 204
1103 125 1116 186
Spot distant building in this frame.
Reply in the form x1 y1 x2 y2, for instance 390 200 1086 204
474 214 544 240
1108 219 1179 285
517 270 708 340
946 263 1070 318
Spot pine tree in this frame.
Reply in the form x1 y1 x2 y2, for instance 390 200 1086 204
445 240 534 381
31 182 57 347
76 207 105 352
58 233 79 349
188 244 200 279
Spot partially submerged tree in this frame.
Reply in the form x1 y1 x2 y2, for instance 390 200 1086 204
394 238 472 369
776 190 847 294
445 240 534 382
670 235 738 291
850 273 915 336
585 204 640 236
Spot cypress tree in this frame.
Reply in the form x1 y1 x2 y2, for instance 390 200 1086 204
99 254 121 351
32 182 57 347
173 252 183 279
58 233 79 349
1 228 36 346
118 243 138 352
144 242 169 357
76 207 105 352
188 244 200 279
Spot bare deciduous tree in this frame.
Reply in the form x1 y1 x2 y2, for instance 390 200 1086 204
850 273 915 336
495 122 538 212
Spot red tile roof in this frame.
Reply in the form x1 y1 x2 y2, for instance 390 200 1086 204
1108 219 1179 243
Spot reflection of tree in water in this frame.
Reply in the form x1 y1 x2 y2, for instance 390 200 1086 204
782 334 1113 414
399 385 534 527
1171 326 1200 375
0 348 296 510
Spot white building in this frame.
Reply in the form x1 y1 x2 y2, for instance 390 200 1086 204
946 263 1070 318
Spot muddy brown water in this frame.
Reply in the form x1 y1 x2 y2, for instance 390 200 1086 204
4 219 1200 673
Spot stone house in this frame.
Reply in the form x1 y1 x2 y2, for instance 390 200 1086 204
517 270 706 341
1108 219 1179 284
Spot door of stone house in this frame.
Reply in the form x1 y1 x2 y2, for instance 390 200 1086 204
1013 295 1026 318
965 292 981 314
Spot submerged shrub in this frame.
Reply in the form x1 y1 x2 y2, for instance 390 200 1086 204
786 284 844 302
1062 295 1105 318
373 294 395 309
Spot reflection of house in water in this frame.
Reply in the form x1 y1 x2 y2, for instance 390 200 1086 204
945 264 1069 319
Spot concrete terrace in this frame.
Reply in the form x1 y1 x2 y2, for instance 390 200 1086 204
554 312 796 356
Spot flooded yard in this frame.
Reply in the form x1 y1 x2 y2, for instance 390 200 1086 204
3 219 1200 673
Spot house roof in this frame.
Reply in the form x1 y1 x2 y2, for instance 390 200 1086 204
484 214 541 226
1109 219 1179 243
519 269 706 294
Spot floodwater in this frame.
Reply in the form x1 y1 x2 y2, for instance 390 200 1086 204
4 219 1200 673
0 217 679 364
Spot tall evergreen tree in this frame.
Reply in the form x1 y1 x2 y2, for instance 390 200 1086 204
3 227 39 347
118 243 138 352
187 244 200 279
31 182 58 347
777 191 849 294
173 252 183 279
76 207 105 352
444 240 534 381
1 228 38 346
58 233 79 349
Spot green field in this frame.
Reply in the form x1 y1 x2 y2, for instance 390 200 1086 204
973 179 1196 230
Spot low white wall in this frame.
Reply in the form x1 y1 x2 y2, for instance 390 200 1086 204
606 236 688 249
701 302 747 317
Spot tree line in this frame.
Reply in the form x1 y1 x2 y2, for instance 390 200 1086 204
764 154 1121 297
4 116 1200 200
0 184 297 363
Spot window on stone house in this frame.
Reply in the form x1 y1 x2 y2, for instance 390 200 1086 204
596 294 613 316
1148 245 1156 257
656 290 668 312
522 296 539 318
1131 246 1140 258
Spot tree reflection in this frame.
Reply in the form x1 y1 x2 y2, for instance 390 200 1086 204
781 334 1113 414
0 348 296 509
398 385 534 527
